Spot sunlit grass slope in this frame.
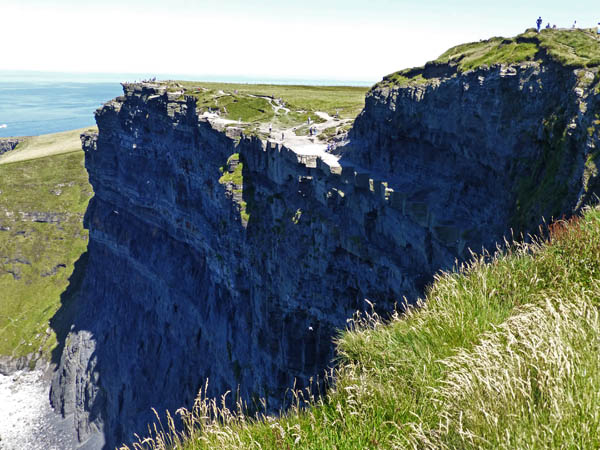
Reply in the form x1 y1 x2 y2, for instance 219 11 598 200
0 149 91 362
381 28 600 87
126 208 600 449
0 127 97 165
174 81 368 128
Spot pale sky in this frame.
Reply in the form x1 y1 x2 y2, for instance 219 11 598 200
0 0 598 82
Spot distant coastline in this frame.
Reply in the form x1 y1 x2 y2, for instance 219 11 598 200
0 71 375 138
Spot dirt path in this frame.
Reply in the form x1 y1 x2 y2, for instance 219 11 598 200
249 94 291 114
258 109 349 168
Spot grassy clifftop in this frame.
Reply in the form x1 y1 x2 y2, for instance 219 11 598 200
380 28 600 87
125 206 600 449
163 81 368 139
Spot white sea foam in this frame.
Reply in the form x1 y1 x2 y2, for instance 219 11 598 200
0 369 77 450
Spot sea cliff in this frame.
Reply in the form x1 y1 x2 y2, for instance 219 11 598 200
51 34 600 448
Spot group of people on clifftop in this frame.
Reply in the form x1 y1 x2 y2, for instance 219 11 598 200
537 17 557 31
536 16 600 33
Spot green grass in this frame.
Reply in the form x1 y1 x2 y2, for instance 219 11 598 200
317 124 352 141
218 153 244 186
123 207 600 450
381 28 600 87
444 40 539 71
219 153 250 224
538 28 600 67
195 93 275 123
176 81 368 128
0 150 91 361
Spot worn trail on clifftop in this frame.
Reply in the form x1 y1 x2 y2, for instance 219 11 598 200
203 108 346 168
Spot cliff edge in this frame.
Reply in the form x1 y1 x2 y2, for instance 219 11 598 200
51 29 600 448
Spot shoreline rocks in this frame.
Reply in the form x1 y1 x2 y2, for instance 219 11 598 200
0 138 21 156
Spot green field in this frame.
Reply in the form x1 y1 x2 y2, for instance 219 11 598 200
125 207 600 449
0 146 91 362
174 81 368 128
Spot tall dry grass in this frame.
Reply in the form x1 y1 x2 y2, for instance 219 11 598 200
410 295 600 449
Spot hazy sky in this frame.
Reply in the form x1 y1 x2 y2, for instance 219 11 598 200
1 0 599 82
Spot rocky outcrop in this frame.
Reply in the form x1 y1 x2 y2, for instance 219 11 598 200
346 61 600 239
51 60 600 449
0 355 35 375
0 138 21 155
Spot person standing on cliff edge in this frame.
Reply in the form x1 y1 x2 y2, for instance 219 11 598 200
536 16 542 32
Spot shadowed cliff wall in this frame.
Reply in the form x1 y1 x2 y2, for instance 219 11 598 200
51 60 600 448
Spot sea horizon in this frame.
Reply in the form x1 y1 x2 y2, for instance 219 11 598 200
0 69 376 86
0 70 376 138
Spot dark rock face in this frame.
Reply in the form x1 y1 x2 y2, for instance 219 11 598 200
51 62 600 448
0 138 21 155
346 62 600 240
51 83 439 449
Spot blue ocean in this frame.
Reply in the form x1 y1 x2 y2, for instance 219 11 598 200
0 71 374 138
0 72 125 138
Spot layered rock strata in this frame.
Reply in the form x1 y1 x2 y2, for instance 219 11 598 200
50 83 440 448
346 62 600 239
52 60 600 449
